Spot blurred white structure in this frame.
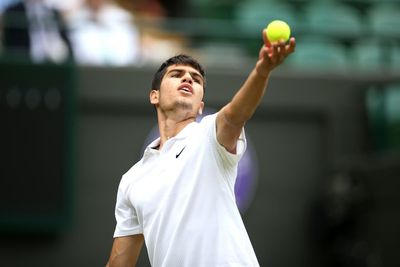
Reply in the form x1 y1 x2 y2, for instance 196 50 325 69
1 0 71 63
65 0 141 66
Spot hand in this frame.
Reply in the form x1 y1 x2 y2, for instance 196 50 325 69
255 29 296 78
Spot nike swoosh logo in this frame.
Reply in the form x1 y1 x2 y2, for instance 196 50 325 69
176 146 186 158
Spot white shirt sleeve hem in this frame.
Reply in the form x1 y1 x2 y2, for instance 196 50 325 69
113 228 143 238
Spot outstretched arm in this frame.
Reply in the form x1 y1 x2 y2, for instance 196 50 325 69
216 31 296 153
106 235 144 267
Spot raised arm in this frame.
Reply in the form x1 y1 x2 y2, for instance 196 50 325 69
106 235 144 267
216 31 296 153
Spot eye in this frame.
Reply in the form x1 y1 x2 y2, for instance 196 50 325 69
170 72 180 78
192 75 202 83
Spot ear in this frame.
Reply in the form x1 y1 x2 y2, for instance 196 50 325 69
150 90 159 105
198 101 204 115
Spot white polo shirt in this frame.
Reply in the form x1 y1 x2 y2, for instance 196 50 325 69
114 113 259 267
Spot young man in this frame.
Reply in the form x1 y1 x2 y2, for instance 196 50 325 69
106 31 296 267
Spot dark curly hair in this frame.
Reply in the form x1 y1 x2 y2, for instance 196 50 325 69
151 54 206 91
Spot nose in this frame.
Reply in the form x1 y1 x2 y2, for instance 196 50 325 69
181 72 193 84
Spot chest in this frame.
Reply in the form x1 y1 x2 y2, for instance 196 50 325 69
127 137 225 224
129 141 200 217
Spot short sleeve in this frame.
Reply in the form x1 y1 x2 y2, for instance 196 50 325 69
113 181 142 237
201 113 247 168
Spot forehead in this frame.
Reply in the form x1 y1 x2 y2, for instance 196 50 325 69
165 64 202 76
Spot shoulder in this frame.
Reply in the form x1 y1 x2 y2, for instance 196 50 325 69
199 113 217 123
118 160 143 190
179 114 217 143
197 113 218 130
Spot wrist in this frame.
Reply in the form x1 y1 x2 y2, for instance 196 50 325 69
254 64 270 80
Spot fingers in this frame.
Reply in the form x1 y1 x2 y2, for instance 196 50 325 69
265 37 296 64
257 33 296 75
276 41 286 63
260 29 296 60
262 29 271 48
286 37 296 54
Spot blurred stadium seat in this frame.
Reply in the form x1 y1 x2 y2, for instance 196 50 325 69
385 84 400 125
189 0 237 19
234 0 297 35
303 1 363 38
286 37 349 71
367 4 400 38
391 44 400 70
351 38 387 72
366 83 400 151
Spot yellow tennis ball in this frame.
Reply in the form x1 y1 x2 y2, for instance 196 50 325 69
265 20 291 43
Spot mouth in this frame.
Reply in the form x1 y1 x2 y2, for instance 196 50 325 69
178 83 193 95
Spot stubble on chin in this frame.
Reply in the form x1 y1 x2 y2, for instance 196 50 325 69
160 98 195 117
175 100 192 111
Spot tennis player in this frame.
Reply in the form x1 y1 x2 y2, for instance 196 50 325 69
106 31 296 267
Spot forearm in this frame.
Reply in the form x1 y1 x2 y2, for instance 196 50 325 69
216 67 270 153
106 235 144 267
216 35 295 152
222 37 295 127
223 67 270 126
106 255 135 267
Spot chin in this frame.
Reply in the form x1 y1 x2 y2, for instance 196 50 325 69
174 100 193 111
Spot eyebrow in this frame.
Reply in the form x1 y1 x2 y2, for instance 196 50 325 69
167 68 204 83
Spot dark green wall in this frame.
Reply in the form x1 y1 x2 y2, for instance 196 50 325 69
1 65 399 267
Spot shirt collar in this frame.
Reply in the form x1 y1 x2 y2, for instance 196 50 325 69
144 121 197 153
143 121 198 162
171 121 197 140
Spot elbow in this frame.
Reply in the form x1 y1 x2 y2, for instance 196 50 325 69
221 105 248 128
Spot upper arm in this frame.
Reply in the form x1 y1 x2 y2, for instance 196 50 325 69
106 234 144 267
216 105 245 154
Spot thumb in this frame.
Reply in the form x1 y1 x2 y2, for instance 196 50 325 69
262 29 272 48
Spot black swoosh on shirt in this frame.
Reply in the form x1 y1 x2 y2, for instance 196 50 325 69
176 146 186 158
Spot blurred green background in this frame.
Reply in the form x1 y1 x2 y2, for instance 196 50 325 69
1 0 400 266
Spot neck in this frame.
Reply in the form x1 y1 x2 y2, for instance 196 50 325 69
157 112 195 150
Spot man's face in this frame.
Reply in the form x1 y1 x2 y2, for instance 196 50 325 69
150 64 205 117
